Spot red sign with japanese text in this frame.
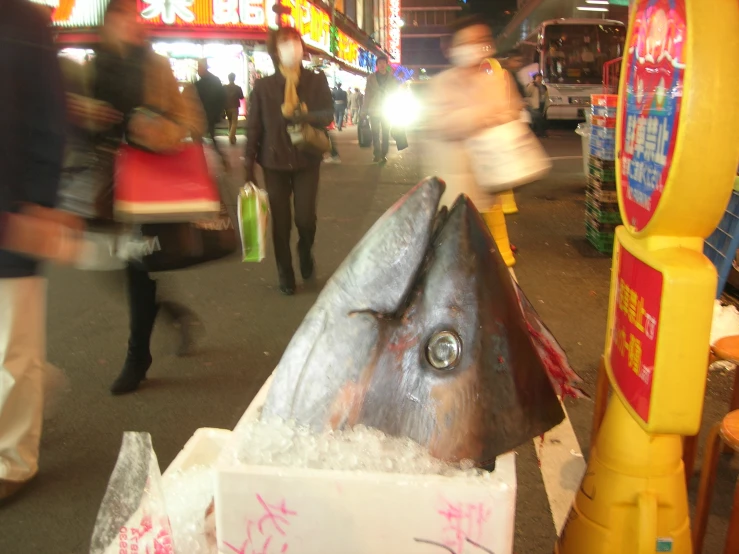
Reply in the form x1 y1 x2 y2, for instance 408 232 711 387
609 244 663 422
618 0 686 231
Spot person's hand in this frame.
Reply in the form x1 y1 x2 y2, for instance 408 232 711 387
66 94 122 130
0 204 86 265
128 112 157 146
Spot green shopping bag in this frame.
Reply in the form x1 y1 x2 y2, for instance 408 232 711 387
237 182 269 262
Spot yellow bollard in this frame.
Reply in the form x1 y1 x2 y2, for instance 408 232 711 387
483 204 515 267
500 190 519 215
556 395 691 554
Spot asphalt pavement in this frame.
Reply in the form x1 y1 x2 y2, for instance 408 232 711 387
0 126 735 553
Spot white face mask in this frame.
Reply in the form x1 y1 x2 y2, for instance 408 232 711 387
278 41 303 69
450 44 495 67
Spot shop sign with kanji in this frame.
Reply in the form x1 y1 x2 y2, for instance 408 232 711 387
618 0 686 232
609 244 663 423
138 0 270 27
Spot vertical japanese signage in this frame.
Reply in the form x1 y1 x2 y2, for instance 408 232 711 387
387 0 401 63
618 0 686 231
609 244 663 422
279 0 376 73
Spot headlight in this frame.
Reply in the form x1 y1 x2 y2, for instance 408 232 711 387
383 92 422 127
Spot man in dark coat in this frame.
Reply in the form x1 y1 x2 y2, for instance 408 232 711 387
195 58 227 165
0 0 67 500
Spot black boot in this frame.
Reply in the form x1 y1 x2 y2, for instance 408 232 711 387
299 253 315 281
158 300 203 357
277 263 296 296
111 267 158 395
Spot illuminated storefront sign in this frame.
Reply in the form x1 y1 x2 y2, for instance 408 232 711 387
387 0 401 63
31 0 108 27
279 0 376 73
137 0 270 27
31 0 273 28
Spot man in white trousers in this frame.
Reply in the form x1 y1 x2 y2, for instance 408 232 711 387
0 0 67 501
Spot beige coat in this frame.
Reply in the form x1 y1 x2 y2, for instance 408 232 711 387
422 65 523 212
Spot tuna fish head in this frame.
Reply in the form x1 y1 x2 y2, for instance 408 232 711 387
261 178 567 465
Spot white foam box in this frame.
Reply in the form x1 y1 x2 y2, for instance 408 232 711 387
213 374 518 554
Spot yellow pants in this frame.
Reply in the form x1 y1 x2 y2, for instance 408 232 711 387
484 204 515 267
500 190 519 214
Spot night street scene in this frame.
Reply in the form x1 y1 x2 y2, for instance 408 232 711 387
2 0 739 553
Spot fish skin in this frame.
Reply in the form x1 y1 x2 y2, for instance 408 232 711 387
262 180 571 465
262 177 446 427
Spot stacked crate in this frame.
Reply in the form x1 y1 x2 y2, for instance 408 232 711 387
586 94 621 253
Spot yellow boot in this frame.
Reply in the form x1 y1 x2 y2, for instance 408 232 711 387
500 190 519 215
483 204 515 267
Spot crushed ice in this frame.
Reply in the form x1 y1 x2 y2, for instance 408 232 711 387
218 416 495 480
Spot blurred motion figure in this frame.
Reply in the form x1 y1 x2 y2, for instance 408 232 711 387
423 16 523 267
0 0 67 500
78 0 206 394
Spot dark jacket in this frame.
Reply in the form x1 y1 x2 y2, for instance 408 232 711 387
332 87 348 105
0 0 66 278
195 71 226 126
245 68 333 177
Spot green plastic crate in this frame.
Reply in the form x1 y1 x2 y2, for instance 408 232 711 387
586 186 618 203
588 164 617 183
585 216 619 235
587 175 617 192
585 193 619 212
586 227 615 254
585 202 622 224
589 156 616 171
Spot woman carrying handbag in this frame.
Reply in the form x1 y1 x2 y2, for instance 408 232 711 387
244 27 334 295
68 0 210 395
422 16 550 268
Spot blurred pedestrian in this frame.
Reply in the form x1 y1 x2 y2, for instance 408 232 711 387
332 83 348 131
0 0 67 500
362 56 399 164
195 59 228 166
244 27 333 295
526 73 550 138
89 0 206 394
224 72 244 145
347 87 362 125
423 15 523 267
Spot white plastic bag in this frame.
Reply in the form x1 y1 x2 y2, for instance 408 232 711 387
237 182 269 262
91 433 175 554
466 119 552 193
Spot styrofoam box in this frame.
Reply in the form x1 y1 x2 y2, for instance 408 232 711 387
160 372 517 554
212 373 517 554
215 454 516 554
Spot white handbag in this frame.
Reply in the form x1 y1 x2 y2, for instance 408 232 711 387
466 59 552 193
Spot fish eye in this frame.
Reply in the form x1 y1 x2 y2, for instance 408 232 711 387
426 331 462 370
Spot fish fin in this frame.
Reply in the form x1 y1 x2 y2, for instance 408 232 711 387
513 281 588 400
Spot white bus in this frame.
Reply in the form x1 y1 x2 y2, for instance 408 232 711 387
515 19 627 120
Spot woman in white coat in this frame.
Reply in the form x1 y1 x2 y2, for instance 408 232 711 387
422 16 523 267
